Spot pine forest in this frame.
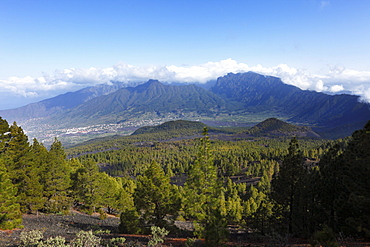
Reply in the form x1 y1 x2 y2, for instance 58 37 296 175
0 116 369 246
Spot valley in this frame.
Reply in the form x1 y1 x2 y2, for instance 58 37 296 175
2 72 369 146
0 72 369 246
2 1 370 246
1 112 369 246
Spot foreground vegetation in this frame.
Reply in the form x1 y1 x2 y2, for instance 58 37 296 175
1 116 369 246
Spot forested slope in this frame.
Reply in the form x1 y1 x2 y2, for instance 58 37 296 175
1 115 369 246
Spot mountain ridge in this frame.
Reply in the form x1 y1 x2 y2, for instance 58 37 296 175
55 80 228 127
211 72 370 126
0 81 128 121
0 72 369 143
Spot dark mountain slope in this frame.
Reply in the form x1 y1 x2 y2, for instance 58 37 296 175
56 80 228 126
248 118 321 138
132 120 207 135
211 72 370 131
211 72 301 107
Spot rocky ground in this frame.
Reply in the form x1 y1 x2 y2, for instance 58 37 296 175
1 212 368 246
0 211 121 246
0 211 196 246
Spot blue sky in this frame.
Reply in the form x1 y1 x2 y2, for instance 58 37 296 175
1 0 370 109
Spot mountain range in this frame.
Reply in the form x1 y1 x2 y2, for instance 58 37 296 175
1 71 369 144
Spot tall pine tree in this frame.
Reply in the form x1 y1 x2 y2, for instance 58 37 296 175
6 122 30 186
42 138 71 213
0 160 22 229
0 117 10 153
18 139 46 213
133 161 181 228
271 137 307 235
72 159 102 212
183 128 228 246
340 121 370 237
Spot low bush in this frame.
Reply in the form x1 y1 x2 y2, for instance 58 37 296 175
148 226 169 247
70 230 101 247
20 230 43 247
38 236 67 247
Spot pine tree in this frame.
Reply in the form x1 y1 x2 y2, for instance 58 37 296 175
271 137 306 234
133 161 181 228
2 123 44 213
183 128 219 220
329 121 370 237
315 122 370 237
0 161 22 229
97 173 123 213
226 188 243 224
72 159 101 212
183 128 227 246
42 138 71 213
0 121 47 213
114 179 135 214
6 122 30 186
0 117 10 153
19 139 47 213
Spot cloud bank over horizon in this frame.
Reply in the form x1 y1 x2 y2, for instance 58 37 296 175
1 59 370 109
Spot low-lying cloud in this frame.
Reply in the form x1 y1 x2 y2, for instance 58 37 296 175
1 59 370 108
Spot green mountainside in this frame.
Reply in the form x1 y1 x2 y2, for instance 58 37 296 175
211 72 370 127
54 80 229 127
0 72 369 144
55 74 370 137
210 72 370 137
132 120 207 135
247 118 321 137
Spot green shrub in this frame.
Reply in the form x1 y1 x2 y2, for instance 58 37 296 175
147 226 169 247
93 229 111 235
107 237 126 246
70 230 101 247
119 209 141 234
98 208 108 220
38 236 67 247
20 230 43 247
185 238 197 247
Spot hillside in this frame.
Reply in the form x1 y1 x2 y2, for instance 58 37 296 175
68 119 319 152
211 72 370 127
132 118 321 141
0 72 369 144
52 80 229 127
211 72 370 137
132 120 207 135
247 118 321 138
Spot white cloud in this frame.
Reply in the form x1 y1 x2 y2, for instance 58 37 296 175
315 80 327 92
166 58 249 83
1 59 370 107
329 85 344 93
360 88 370 103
